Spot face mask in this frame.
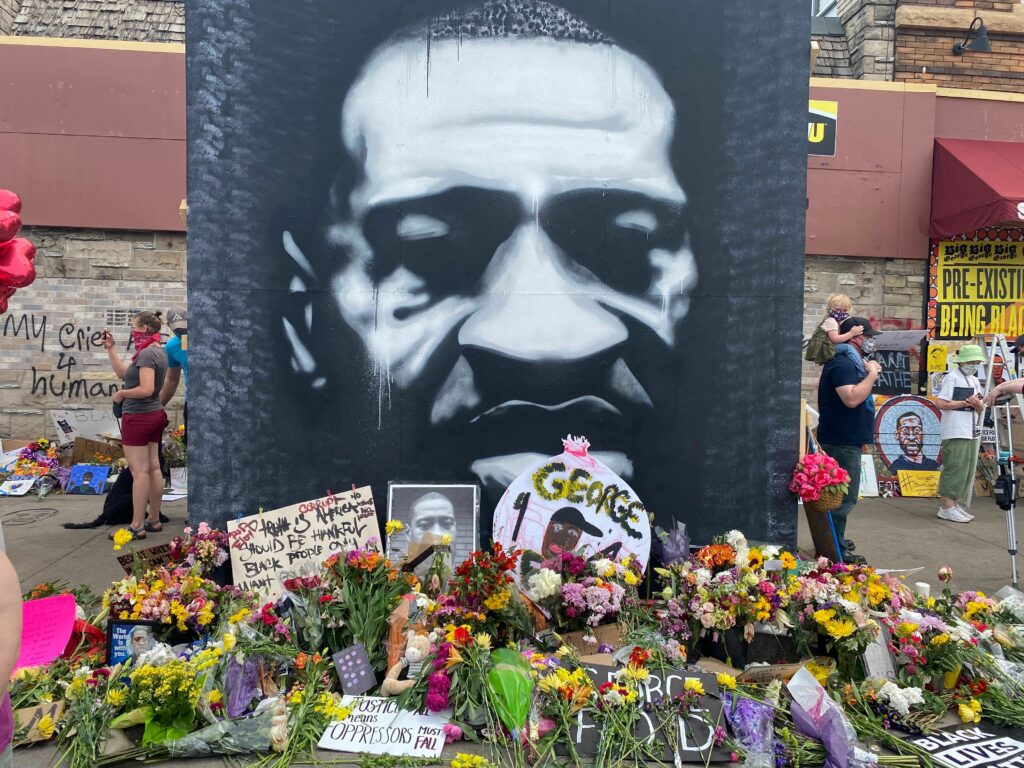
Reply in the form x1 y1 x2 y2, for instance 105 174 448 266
131 330 161 359
960 363 978 376
861 338 876 355
827 308 849 323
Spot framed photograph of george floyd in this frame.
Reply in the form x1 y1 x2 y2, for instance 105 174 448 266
387 483 479 567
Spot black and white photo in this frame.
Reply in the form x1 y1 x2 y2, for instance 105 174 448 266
388 483 479 566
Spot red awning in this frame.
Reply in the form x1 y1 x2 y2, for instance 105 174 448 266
931 138 1024 238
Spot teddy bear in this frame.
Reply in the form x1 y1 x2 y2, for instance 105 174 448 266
380 630 432 697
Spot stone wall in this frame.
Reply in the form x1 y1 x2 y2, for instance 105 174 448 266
0 0 21 34
838 0 897 80
0 226 186 441
802 255 928 401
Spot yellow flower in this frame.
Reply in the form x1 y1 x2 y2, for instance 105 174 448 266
716 673 737 691
222 632 237 652
620 663 649 683
930 633 951 646
683 678 705 695
228 608 252 625
474 632 492 649
112 528 133 551
895 622 919 638
624 571 639 586
958 700 982 723
825 619 856 640
484 589 511 611
780 552 797 570
813 609 836 625
441 533 452 546
445 647 465 670
35 714 55 740
805 660 833 685
385 520 405 535
555 645 573 659
747 549 764 570
206 689 223 705
451 754 494 768
106 687 128 707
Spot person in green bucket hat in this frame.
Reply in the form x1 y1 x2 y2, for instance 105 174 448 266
935 344 986 524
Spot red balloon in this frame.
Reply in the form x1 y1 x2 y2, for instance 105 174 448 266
0 238 36 288
0 286 15 314
0 190 21 215
0 210 21 242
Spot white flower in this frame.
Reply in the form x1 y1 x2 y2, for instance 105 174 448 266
877 682 924 716
762 545 780 559
591 558 616 578
693 568 713 586
138 642 177 667
527 568 563 601
764 679 782 707
75 605 86 621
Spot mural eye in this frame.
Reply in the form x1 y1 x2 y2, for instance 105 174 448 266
396 213 450 241
614 209 658 234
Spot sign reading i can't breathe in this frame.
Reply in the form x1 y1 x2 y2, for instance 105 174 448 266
227 486 381 599
911 724 1024 767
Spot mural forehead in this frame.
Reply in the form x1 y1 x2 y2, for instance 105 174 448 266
186 0 809 546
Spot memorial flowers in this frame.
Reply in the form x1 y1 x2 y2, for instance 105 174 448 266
169 522 230 576
788 452 850 503
103 567 220 633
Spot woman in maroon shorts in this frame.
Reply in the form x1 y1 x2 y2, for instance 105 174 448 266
102 311 169 540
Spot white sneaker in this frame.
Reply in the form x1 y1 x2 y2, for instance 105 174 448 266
956 504 975 520
937 505 972 523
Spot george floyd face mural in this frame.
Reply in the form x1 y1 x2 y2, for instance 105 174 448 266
187 0 808 546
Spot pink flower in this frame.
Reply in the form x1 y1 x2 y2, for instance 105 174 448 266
443 723 463 743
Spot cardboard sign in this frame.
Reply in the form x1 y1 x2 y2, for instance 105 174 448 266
318 696 448 758
873 330 928 352
928 343 950 373
896 470 941 498
15 594 76 671
570 666 730 763
858 454 878 499
14 701 65 746
911 724 1024 767
70 436 124 466
493 436 651 582
116 542 177 575
227 486 381 599
50 408 122 444
551 624 624 657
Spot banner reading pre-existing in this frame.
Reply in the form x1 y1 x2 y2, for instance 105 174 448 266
929 229 1024 340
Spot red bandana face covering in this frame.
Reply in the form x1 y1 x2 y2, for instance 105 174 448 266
131 331 161 360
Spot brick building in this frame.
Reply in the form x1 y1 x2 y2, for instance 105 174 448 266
0 1 185 440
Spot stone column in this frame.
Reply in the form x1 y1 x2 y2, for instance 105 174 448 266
838 0 897 80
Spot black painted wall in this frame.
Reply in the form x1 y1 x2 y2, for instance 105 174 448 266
186 0 808 546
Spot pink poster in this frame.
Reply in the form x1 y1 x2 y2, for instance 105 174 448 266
14 594 76 671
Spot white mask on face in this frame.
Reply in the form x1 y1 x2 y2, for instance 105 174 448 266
860 338 876 355
960 363 978 376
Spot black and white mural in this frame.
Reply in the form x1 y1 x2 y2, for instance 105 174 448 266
187 0 809 546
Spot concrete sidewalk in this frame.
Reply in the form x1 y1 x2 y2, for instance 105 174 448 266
2 491 1020 597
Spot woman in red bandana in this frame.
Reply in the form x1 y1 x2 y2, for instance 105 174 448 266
101 310 169 540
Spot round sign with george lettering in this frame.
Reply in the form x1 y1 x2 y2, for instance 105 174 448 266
492 435 651 581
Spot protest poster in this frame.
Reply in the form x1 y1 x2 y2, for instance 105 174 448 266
116 542 177 576
317 696 447 758
227 486 381 599
49 408 121 444
16 594 76 671
911 723 1024 767
896 470 941 497
569 666 731 763
872 350 914 396
873 329 928 352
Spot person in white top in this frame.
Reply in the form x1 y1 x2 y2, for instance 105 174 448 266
934 345 986 523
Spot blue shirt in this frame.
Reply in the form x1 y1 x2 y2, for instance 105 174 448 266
165 334 188 398
817 347 874 446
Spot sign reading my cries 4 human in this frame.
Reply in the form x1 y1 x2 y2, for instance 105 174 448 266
493 436 650 580
186 1 808 545
929 230 1024 339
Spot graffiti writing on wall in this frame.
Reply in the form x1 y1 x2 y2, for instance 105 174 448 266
2 312 120 399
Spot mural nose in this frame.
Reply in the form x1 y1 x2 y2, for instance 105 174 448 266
458 224 628 361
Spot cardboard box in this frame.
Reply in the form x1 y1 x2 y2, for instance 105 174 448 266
554 623 624 656
70 436 124 466
13 701 65 746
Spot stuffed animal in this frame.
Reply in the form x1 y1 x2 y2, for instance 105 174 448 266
380 630 432 696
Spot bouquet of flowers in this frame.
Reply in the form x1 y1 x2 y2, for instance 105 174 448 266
789 452 850 510
424 624 494 726
162 424 187 468
525 551 627 632
321 544 420 672
104 566 221 635
169 523 230 577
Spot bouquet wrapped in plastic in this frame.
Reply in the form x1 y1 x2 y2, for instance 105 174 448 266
787 667 878 768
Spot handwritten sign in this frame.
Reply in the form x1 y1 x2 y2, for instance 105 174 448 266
897 470 941 497
873 329 928 352
50 408 122 444
570 667 730 763
317 696 448 758
911 724 1024 767
227 487 381 599
873 350 913 395
117 543 177 576
16 594 76 671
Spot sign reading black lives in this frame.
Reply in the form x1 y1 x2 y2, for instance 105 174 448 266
565 667 731 763
808 100 837 157
911 723 1024 767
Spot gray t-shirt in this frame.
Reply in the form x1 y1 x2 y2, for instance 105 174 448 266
122 345 168 414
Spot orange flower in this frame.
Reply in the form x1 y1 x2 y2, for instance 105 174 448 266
387 570 399 582
295 652 309 671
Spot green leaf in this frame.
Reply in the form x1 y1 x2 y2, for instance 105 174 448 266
110 706 153 730
486 648 534 734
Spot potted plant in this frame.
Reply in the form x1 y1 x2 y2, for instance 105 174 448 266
789 452 851 513
162 424 187 490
